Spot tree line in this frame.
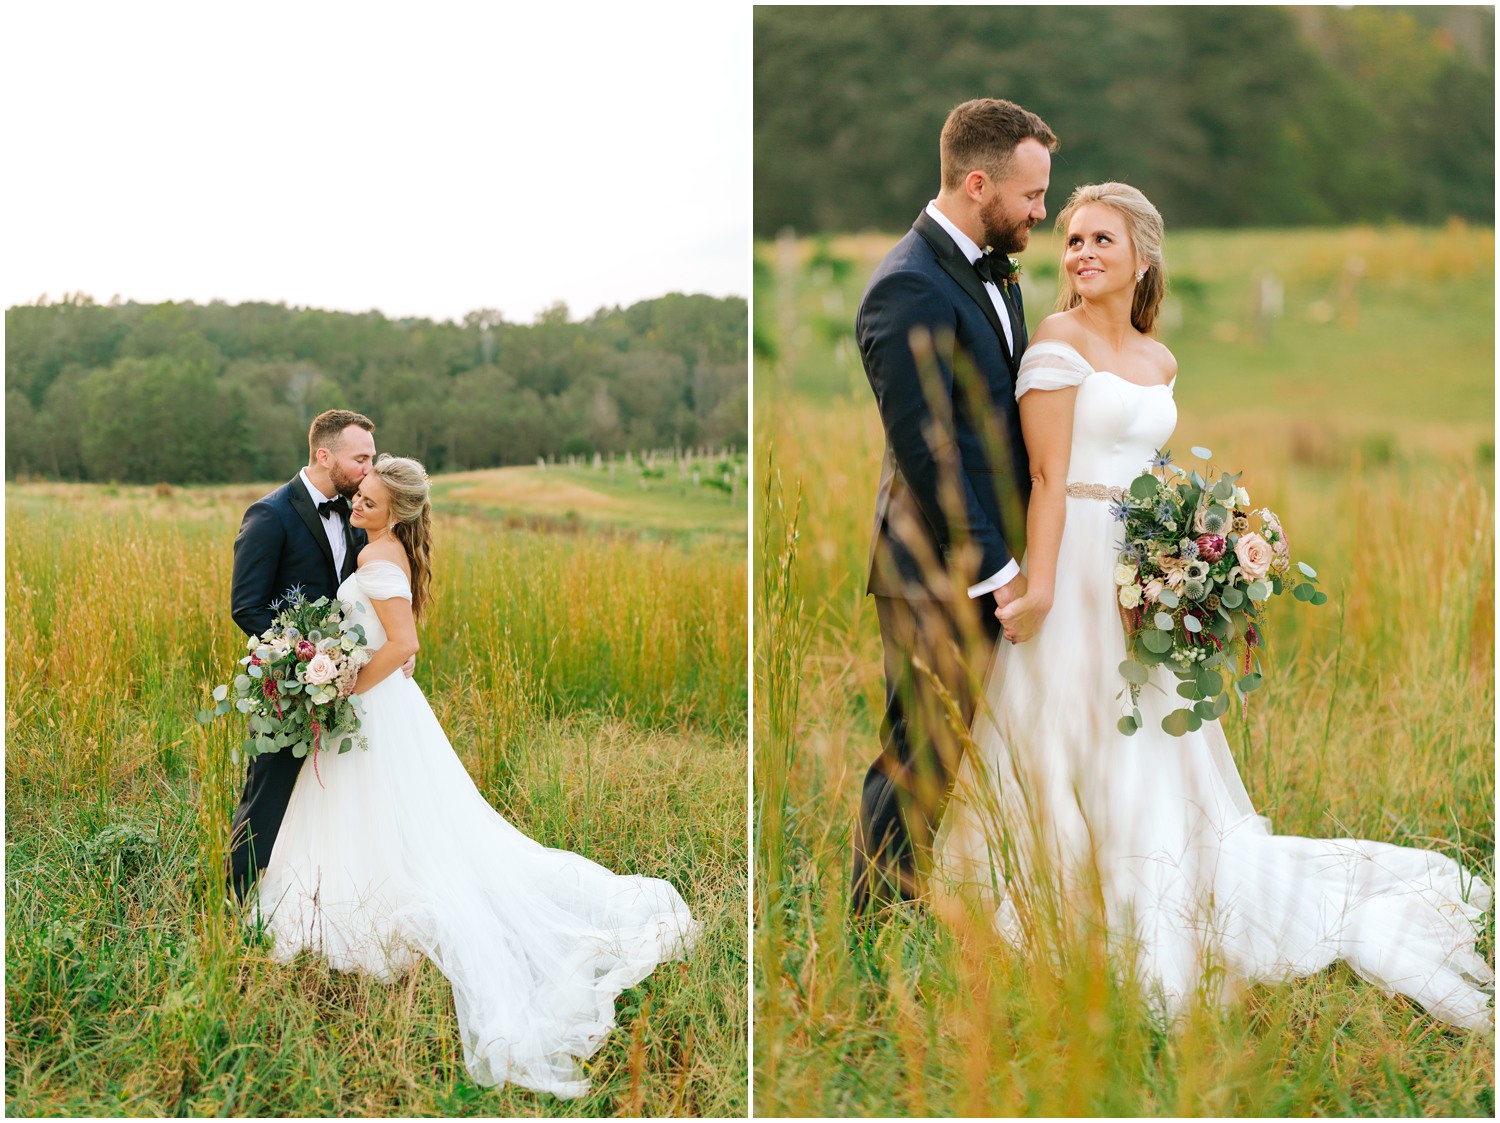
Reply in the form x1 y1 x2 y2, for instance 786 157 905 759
5 293 747 484
754 5 1494 235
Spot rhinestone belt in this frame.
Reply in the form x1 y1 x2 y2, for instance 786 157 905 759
1065 482 1124 502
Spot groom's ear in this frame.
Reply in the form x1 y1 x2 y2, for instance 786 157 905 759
963 169 988 203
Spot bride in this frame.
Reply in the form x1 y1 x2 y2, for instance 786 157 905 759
253 453 699 1098
934 182 1492 1029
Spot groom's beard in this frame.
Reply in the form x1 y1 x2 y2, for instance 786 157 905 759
982 200 1035 256
329 465 363 499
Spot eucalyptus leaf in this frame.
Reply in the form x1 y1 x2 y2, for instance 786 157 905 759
213 684 230 701
1193 699 1219 720
241 737 256 759
1154 611 1175 631
1297 561 1318 579
1220 586 1243 609
1239 672 1263 694
1130 474 1158 500
1162 708 1196 736
256 735 276 755
1176 680 1199 700
196 709 213 724
236 698 255 714
1294 583 1314 601
1183 614 1202 633
1119 659 1150 686
1190 470 1205 489
1196 668 1223 695
1191 446 1213 460
247 663 263 679
1211 479 1234 502
214 699 230 716
1311 591 1327 606
1118 715 1139 736
1157 589 1180 609
1212 692 1231 718
1142 629 1174 654
1246 581 1270 602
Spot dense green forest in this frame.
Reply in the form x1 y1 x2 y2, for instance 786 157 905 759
5 294 747 483
754 5 1495 235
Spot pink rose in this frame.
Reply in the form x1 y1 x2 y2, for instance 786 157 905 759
296 639 317 661
304 652 338 685
1234 532 1273 580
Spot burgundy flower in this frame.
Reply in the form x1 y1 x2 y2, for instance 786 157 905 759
295 640 317 662
1195 534 1227 563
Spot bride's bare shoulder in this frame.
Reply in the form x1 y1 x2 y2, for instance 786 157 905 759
1029 310 1087 347
358 540 412 579
1144 337 1178 384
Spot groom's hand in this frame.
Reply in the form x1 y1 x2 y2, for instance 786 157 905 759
401 655 416 678
992 573 1028 613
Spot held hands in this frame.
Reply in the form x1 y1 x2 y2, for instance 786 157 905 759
995 576 1051 644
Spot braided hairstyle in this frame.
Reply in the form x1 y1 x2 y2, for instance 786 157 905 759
367 454 433 619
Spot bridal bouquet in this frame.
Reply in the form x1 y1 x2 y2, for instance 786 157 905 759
198 587 372 770
1112 447 1325 737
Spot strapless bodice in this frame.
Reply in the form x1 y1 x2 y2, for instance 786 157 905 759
335 560 411 652
1016 340 1177 489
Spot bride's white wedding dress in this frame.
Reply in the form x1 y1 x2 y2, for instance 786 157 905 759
935 340 1492 1029
255 560 700 1098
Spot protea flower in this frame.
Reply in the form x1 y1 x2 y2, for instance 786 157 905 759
1195 534 1226 562
296 639 317 661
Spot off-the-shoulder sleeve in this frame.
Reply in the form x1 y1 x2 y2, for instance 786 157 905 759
356 559 413 601
1016 340 1094 398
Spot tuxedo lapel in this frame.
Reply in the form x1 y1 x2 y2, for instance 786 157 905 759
1006 281 1028 354
287 477 339 584
912 210 1014 364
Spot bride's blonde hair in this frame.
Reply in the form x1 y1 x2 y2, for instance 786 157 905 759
368 454 433 620
1053 182 1167 335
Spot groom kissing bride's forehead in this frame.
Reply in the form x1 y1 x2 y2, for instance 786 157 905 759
851 97 1057 915
225 408 379 900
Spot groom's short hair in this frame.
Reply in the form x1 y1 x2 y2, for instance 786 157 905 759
940 98 1058 191
308 409 375 460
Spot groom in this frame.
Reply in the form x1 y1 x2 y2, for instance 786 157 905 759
225 409 410 901
851 98 1057 915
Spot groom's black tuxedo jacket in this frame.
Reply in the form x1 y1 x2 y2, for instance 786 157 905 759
230 476 367 638
858 209 1032 602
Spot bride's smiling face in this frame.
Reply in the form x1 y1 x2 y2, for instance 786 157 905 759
1064 203 1145 300
350 474 392 534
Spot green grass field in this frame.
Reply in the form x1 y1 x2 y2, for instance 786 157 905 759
5 469 749 1116
754 225 1494 1116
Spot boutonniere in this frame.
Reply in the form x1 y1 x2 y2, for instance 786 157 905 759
1001 256 1021 288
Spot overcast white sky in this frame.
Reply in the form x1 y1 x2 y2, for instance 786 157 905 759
3 3 749 324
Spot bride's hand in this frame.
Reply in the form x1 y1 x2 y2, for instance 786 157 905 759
996 589 1052 644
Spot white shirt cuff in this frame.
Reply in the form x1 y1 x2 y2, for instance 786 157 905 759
967 558 1021 600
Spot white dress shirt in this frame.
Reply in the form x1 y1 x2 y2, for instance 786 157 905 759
923 200 1023 600
299 468 348 578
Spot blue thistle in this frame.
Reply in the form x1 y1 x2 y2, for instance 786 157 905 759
1108 498 1128 523
1150 448 1173 470
1154 501 1175 523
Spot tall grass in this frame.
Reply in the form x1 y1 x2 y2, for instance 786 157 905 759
753 228 1494 1116
6 481 747 1117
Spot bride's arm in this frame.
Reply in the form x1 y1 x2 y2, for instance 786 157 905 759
996 385 1077 643
353 596 420 695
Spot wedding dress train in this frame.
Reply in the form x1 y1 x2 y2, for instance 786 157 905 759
256 560 700 1098
934 340 1492 1029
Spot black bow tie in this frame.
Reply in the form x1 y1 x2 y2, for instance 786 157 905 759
974 251 1015 288
318 496 350 519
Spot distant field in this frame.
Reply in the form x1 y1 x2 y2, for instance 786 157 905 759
759 222 1494 455
754 225 1494 1117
